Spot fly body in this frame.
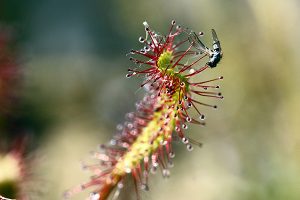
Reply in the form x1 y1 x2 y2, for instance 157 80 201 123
188 29 222 68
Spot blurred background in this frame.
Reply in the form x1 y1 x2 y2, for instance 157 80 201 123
0 0 300 199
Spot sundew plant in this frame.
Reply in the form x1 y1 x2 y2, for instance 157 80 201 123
65 20 223 200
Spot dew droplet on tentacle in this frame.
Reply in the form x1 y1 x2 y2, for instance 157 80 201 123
187 102 192 108
168 151 175 158
117 182 124 189
152 159 159 168
168 160 174 168
182 137 189 144
127 123 134 129
162 140 168 146
139 37 145 43
162 169 170 178
110 139 117 146
189 68 195 74
145 27 150 32
89 192 100 200
186 117 192 122
182 123 188 129
186 144 194 151
144 46 150 51
199 114 205 120
141 183 149 191
116 124 123 131
125 167 132 174
125 112 135 120
151 166 157 174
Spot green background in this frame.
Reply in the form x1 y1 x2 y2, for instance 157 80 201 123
0 0 299 199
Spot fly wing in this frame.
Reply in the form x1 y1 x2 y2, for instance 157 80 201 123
188 31 208 54
211 29 221 51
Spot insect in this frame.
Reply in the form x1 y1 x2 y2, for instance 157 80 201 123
188 29 222 68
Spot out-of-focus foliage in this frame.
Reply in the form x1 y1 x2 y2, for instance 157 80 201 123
0 0 299 199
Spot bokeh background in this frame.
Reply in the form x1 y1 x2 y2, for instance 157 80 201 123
1 0 300 199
